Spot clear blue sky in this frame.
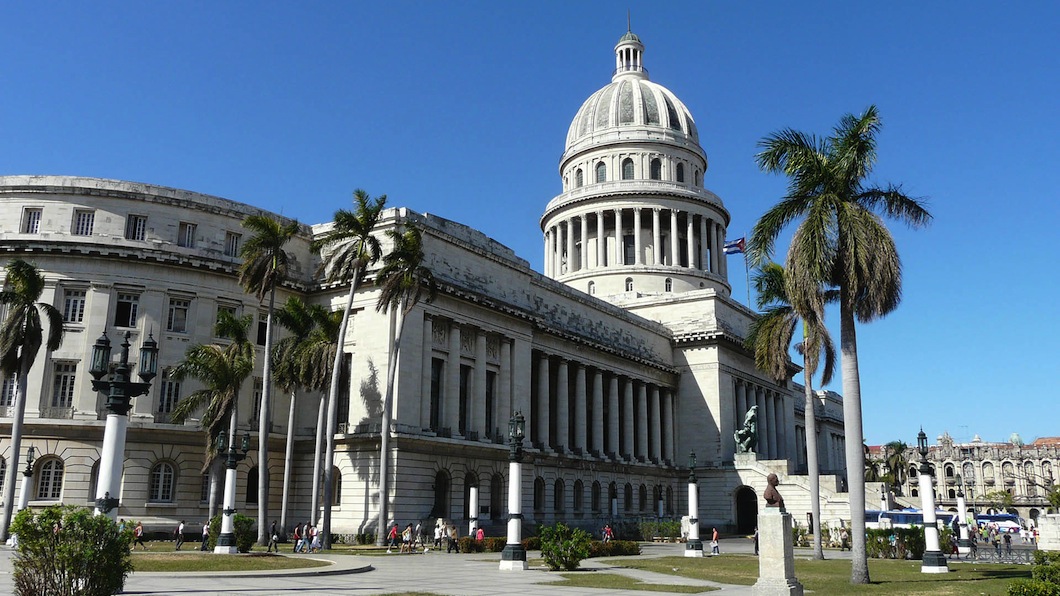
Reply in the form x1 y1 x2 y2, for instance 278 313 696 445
2 1 1057 446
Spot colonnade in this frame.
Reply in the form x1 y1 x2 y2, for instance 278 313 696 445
733 378 788 460
543 207 726 278
530 350 676 463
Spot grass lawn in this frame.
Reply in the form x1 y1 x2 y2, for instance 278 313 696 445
614 555 1029 595
131 552 332 572
553 572 717 593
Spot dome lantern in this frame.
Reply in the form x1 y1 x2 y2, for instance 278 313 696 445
614 28 647 81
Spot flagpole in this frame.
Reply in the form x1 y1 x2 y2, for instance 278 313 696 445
744 254 751 307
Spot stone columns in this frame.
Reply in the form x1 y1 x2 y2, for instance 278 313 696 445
613 208 623 265
633 207 643 265
700 216 710 272
670 210 679 266
543 230 551 277
607 375 620 457
766 391 777 459
421 317 433 430
473 330 487 440
652 208 662 265
579 215 588 271
499 339 512 434
591 370 604 456
649 385 661 460
622 379 634 459
736 380 747 431
635 381 648 460
686 215 695 269
573 364 587 454
662 388 674 462
565 219 574 274
596 210 606 268
446 322 461 436
556 359 569 452
536 353 550 449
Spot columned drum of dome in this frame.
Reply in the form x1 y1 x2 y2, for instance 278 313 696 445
542 31 731 304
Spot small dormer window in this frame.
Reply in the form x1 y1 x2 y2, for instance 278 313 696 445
625 278 634 292
622 158 634 180
595 162 607 183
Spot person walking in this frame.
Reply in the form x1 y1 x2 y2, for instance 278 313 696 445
387 523 399 553
447 524 460 553
711 527 720 555
475 526 485 541
267 520 279 553
753 527 760 555
434 523 443 549
200 521 210 551
174 520 185 550
133 521 147 551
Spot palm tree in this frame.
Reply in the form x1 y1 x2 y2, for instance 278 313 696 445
272 297 342 535
882 440 909 495
237 214 300 545
745 262 835 560
0 259 64 540
374 224 435 546
169 312 255 475
748 105 931 584
310 190 386 548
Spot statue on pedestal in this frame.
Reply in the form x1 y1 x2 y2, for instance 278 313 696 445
735 405 759 453
764 473 785 510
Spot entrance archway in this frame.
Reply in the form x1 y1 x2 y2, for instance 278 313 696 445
735 486 758 534
430 470 451 520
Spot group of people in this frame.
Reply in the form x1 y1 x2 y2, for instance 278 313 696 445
117 518 211 551
385 520 485 554
291 521 323 553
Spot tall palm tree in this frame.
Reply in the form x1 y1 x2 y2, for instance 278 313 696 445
310 190 386 548
237 214 300 545
169 312 255 473
0 259 64 540
745 262 835 560
748 105 931 584
882 440 909 495
272 297 341 535
374 225 435 546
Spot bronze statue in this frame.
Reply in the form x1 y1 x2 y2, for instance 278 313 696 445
764 473 785 509
734 405 758 453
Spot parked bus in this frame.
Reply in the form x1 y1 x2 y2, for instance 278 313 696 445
864 509 957 530
975 513 1023 533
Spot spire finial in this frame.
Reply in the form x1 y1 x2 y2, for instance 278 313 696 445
627 9 631 33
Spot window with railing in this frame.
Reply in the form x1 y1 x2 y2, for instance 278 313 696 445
73 209 95 235
125 214 147 241
51 362 77 408
21 208 42 234
62 289 87 323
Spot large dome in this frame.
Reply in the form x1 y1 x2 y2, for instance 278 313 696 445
565 78 699 151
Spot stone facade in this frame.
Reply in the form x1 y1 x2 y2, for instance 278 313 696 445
0 30 852 537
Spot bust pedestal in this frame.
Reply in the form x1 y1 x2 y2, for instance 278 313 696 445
752 508 803 596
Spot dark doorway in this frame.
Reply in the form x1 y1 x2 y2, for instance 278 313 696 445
735 486 758 534
430 470 451 519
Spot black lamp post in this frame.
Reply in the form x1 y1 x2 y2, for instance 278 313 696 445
500 412 527 570
215 429 251 553
89 330 159 517
685 450 704 556
916 428 948 572
16 446 35 512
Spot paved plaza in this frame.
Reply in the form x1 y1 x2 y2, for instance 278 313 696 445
0 539 783 596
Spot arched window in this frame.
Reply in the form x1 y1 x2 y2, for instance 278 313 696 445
147 462 175 503
650 158 661 180
639 484 647 511
36 458 64 501
431 470 451 519
944 464 955 478
332 466 342 506
575 168 584 188
948 488 956 499
88 460 100 504
664 278 673 292
621 158 634 180
573 480 584 512
623 483 633 512
625 278 634 292
695 169 702 186
533 477 545 512
554 479 565 512
587 281 595 295
983 462 995 485
591 481 601 512
676 163 685 183
246 466 259 505
595 162 607 183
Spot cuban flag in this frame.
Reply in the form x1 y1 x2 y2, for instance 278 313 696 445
723 237 746 255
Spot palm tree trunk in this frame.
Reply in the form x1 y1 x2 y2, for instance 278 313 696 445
257 286 276 544
280 390 297 535
310 393 325 527
376 307 404 546
803 351 824 560
209 458 222 519
840 303 869 584
322 281 358 548
0 359 32 540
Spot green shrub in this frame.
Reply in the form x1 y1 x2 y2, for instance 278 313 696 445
10 505 133 596
588 540 641 558
522 535 541 551
540 523 592 571
206 513 256 553
1008 579 1060 596
1035 565 1060 585
1036 551 1060 566
864 527 925 559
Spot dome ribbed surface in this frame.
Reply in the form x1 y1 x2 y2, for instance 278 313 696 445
565 78 699 151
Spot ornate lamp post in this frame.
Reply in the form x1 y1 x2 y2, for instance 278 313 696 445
916 428 948 573
16 446 34 512
89 331 159 518
685 450 704 557
955 473 971 556
500 412 527 571
215 429 251 553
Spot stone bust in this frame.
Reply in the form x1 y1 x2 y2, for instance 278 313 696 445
764 473 785 509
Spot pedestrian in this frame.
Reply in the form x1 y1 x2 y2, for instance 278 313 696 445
602 524 613 542
711 527 720 555
118 519 126 534
268 520 279 553
133 521 147 550
292 523 302 553
414 521 423 550
839 527 850 551
1003 531 1012 555
387 523 399 553
200 521 210 551
447 524 460 553
175 520 185 550
434 523 443 548
310 524 322 552
475 526 484 541
753 527 759 555
401 523 413 553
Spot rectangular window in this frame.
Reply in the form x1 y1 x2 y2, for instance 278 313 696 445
73 209 95 236
257 312 268 346
62 289 87 323
177 222 196 248
113 293 139 327
52 362 77 408
252 376 263 422
159 377 180 414
125 215 147 241
200 474 210 503
167 298 190 333
458 364 472 435
485 370 497 439
21 208 42 234
1 375 16 407
224 231 241 257
430 358 443 431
